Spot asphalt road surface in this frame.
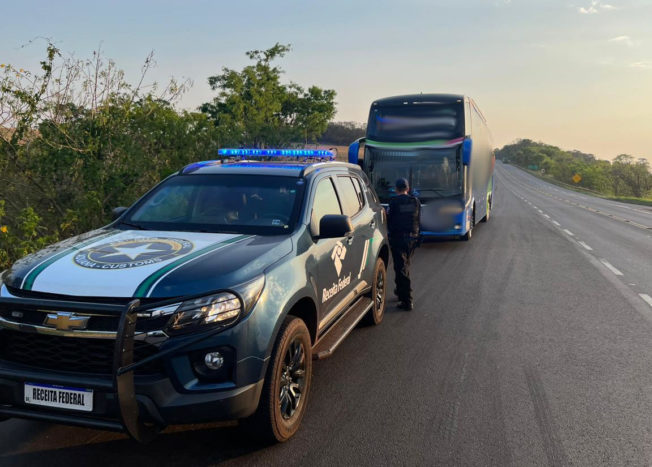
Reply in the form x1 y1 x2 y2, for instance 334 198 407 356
2 162 652 466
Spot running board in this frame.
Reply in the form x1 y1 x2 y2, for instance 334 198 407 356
313 296 373 360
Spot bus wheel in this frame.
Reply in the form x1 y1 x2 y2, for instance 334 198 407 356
481 196 491 223
461 228 472 241
461 208 475 241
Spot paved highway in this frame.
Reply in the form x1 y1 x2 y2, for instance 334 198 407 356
2 162 652 466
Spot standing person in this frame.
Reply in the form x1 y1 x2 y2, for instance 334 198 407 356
387 178 421 310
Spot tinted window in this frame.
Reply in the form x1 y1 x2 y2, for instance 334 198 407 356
311 178 342 233
125 174 305 235
352 177 366 208
366 102 464 142
337 176 363 217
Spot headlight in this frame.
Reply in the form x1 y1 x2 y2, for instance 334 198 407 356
151 275 265 335
169 292 242 333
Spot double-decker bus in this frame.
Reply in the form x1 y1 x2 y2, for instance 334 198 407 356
349 94 495 240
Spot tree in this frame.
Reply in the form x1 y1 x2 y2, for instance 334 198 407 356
317 121 366 145
200 44 336 147
496 140 651 198
0 42 219 268
612 155 652 198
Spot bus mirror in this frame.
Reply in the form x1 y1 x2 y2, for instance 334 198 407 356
462 137 472 165
348 138 365 165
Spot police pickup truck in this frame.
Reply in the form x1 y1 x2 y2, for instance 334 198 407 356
0 149 389 442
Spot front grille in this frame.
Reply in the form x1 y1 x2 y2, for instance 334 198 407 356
0 309 171 333
0 329 164 376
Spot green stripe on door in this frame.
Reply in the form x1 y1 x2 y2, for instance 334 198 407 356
133 234 250 297
23 231 115 291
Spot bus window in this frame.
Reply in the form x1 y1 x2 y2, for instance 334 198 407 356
367 102 464 143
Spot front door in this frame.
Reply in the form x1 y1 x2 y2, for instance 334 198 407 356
309 177 354 327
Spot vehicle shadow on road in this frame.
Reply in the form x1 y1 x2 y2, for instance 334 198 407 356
0 422 277 467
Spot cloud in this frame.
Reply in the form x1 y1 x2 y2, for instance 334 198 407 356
630 61 652 69
609 35 638 47
578 1 618 14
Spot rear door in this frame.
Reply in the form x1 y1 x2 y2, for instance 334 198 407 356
334 175 375 286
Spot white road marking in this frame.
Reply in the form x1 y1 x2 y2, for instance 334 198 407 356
640 294 652 308
537 209 543 213
577 241 593 251
600 259 624 276
563 229 574 236
543 214 550 219
552 221 561 226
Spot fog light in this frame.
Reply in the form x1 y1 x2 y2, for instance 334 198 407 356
204 352 224 370
454 224 462 230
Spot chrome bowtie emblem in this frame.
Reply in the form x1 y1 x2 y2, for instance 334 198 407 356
43 312 90 331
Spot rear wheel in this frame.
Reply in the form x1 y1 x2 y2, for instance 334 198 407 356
363 257 386 326
481 195 491 223
245 316 312 442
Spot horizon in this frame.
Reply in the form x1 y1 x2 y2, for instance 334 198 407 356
1 0 651 164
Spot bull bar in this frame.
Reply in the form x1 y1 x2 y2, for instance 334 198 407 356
0 293 242 443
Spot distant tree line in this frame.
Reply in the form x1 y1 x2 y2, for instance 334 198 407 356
317 121 366 145
0 42 336 268
496 140 652 199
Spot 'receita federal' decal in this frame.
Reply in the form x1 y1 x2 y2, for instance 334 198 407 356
73 238 194 269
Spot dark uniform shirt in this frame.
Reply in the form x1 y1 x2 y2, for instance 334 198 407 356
388 194 421 237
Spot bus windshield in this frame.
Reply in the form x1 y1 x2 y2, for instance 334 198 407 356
366 102 464 142
366 147 463 203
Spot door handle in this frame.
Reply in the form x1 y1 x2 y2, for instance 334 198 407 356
369 220 376 228
346 235 354 245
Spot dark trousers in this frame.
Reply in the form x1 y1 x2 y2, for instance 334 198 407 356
390 235 417 303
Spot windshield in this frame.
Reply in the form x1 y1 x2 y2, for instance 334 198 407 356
366 102 464 142
123 174 305 235
366 147 463 203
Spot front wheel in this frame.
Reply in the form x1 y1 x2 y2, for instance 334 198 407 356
363 257 386 326
246 316 312 442
461 208 475 241
461 225 472 241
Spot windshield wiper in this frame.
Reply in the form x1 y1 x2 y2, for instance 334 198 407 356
119 220 148 230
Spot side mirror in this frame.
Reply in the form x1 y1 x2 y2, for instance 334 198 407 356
462 137 472 166
111 206 128 221
348 137 365 167
318 215 353 239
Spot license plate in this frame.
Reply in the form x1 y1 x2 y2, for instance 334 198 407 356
24 382 93 412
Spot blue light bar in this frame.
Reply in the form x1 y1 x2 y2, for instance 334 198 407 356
218 148 335 158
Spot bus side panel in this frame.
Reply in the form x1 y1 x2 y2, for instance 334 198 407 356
469 104 494 224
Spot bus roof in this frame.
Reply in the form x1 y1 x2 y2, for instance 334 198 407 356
371 94 465 106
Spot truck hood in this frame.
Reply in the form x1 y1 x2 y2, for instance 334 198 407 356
4 229 292 299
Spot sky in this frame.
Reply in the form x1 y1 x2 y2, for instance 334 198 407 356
2 0 651 163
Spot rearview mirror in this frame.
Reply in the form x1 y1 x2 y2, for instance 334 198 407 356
111 206 128 221
348 137 365 168
462 137 472 165
318 215 353 239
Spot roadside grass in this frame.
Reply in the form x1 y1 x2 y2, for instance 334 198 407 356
508 163 652 207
